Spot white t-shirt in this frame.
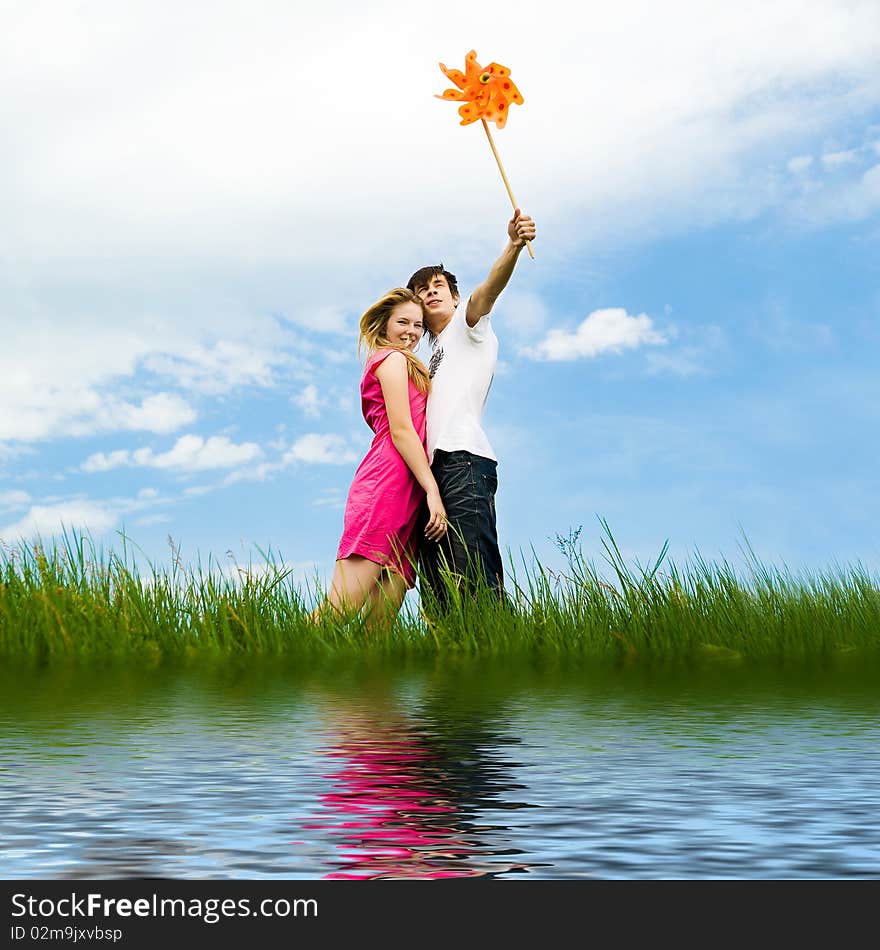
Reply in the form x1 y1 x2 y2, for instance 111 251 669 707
424 292 498 463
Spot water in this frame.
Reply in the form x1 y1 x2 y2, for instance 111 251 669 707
2 658 879 878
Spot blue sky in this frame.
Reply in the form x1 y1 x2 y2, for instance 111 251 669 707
2 0 879 594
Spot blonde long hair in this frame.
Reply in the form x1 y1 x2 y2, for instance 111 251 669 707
359 288 431 393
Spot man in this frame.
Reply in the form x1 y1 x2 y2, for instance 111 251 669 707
407 208 537 609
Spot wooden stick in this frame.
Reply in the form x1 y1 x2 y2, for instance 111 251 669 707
481 118 534 260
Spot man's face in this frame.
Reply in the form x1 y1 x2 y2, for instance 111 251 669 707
413 274 458 330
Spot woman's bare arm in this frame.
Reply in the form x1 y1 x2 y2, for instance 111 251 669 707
374 351 447 541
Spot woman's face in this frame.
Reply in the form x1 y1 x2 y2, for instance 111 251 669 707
385 301 424 350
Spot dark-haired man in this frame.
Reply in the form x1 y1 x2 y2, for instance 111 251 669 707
406 209 537 609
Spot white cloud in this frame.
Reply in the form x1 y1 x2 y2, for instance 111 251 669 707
0 310 307 447
861 164 880 207
97 393 197 435
285 306 350 335
0 500 118 544
81 449 133 473
523 308 668 362
184 485 214 497
787 161 880 224
822 149 859 167
136 435 262 471
645 351 707 377
226 431 360 481
2 0 879 275
788 155 814 173
82 434 262 473
0 482 175 544
293 384 323 418
643 324 726 377
143 340 288 395
283 434 359 465
0 490 31 510
0 320 200 443
311 490 346 510
133 513 172 527
0 381 197 442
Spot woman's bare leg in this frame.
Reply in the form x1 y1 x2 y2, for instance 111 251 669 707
363 570 408 632
311 556 384 622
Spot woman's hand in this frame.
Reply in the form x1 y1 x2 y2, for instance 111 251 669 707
424 490 449 542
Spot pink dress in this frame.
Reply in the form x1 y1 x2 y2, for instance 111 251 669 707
336 349 428 587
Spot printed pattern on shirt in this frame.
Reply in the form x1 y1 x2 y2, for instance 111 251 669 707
428 345 444 379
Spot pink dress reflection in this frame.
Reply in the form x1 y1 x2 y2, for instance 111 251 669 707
303 717 522 879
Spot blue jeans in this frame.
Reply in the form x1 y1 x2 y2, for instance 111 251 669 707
418 449 506 610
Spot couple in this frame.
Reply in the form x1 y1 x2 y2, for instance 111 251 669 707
314 210 537 628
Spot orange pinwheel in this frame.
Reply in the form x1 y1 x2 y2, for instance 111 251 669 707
436 50 533 259
437 50 524 129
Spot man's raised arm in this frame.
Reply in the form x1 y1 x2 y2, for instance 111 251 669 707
466 209 537 327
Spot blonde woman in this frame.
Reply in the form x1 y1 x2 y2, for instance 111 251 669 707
314 288 448 627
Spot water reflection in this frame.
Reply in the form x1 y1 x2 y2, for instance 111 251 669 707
2 659 879 878
304 686 538 878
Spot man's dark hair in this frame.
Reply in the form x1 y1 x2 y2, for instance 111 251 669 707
406 264 459 300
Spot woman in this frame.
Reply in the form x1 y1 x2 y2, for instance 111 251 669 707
313 288 448 628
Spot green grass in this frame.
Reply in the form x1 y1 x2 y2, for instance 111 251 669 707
1 522 879 665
